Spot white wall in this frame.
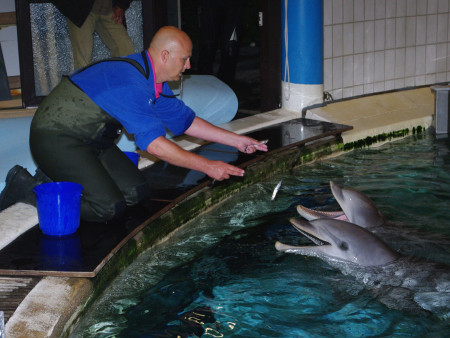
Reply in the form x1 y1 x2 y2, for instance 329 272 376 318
324 0 450 100
0 0 19 77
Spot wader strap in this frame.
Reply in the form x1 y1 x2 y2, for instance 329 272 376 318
140 50 150 79
67 51 151 149
71 51 150 79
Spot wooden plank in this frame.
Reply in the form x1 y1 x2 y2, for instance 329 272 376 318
8 76 20 89
0 12 16 27
0 107 36 119
0 97 22 110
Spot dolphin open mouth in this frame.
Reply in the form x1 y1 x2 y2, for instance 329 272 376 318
296 205 348 221
296 181 386 230
289 217 327 246
275 218 332 254
296 181 349 221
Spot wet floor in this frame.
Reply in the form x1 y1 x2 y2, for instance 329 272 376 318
0 118 351 278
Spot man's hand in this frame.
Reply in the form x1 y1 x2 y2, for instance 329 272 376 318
147 136 244 181
185 117 269 154
112 6 125 24
205 160 245 181
236 136 269 154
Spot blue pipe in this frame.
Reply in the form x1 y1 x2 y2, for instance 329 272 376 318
281 0 323 85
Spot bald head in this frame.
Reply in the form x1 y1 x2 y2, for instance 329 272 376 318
148 26 192 83
150 26 192 54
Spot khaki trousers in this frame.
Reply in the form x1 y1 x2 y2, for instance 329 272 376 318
67 10 135 70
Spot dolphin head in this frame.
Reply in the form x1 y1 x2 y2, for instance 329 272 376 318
275 218 400 266
330 181 385 228
296 181 385 229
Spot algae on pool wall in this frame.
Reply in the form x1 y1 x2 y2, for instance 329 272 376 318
343 126 426 151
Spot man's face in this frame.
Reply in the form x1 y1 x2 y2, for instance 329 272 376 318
166 42 192 82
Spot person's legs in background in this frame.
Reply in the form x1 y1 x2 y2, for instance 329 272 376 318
66 12 97 70
95 11 135 58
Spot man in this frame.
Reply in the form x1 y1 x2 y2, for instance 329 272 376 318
51 0 135 69
29 26 267 223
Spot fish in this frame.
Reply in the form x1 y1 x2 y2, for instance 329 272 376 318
271 180 282 200
245 139 268 153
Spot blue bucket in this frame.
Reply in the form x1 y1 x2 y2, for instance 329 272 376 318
33 182 83 236
124 151 140 166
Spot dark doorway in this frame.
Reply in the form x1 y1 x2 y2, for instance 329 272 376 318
258 0 281 113
179 0 280 117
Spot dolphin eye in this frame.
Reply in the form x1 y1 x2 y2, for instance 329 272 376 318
339 242 349 251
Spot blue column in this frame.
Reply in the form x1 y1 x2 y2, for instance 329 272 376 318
281 0 323 111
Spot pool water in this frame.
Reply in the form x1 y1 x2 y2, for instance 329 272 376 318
71 133 450 337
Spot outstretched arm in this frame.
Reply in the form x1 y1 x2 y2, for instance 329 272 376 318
146 136 244 181
185 117 268 154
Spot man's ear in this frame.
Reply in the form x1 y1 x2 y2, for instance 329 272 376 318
161 50 169 63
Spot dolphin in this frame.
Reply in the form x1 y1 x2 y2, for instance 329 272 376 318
275 218 450 318
275 218 400 266
295 181 450 263
296 181 385 228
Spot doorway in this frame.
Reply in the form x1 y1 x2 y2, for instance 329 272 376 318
177 0 280 116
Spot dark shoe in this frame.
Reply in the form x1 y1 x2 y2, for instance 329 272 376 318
34 168 53 184
0 165 38 211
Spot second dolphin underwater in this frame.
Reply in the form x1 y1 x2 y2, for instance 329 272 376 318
276 181 450 319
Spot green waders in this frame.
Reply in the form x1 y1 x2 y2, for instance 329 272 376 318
30 77 150 222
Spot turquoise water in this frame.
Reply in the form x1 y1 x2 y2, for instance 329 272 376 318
71 133 450 337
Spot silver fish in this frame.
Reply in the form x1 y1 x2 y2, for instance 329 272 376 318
271 180 282 200
245 139 268 153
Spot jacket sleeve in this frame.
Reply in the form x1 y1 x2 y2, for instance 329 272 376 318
113 0 133 11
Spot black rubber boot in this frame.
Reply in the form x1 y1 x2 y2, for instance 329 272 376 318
0 165 39 211
33 168 53 184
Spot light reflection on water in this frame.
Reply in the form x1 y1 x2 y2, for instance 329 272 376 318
71 133 450 337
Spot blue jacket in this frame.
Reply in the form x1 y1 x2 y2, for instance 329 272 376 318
70 52 195 151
